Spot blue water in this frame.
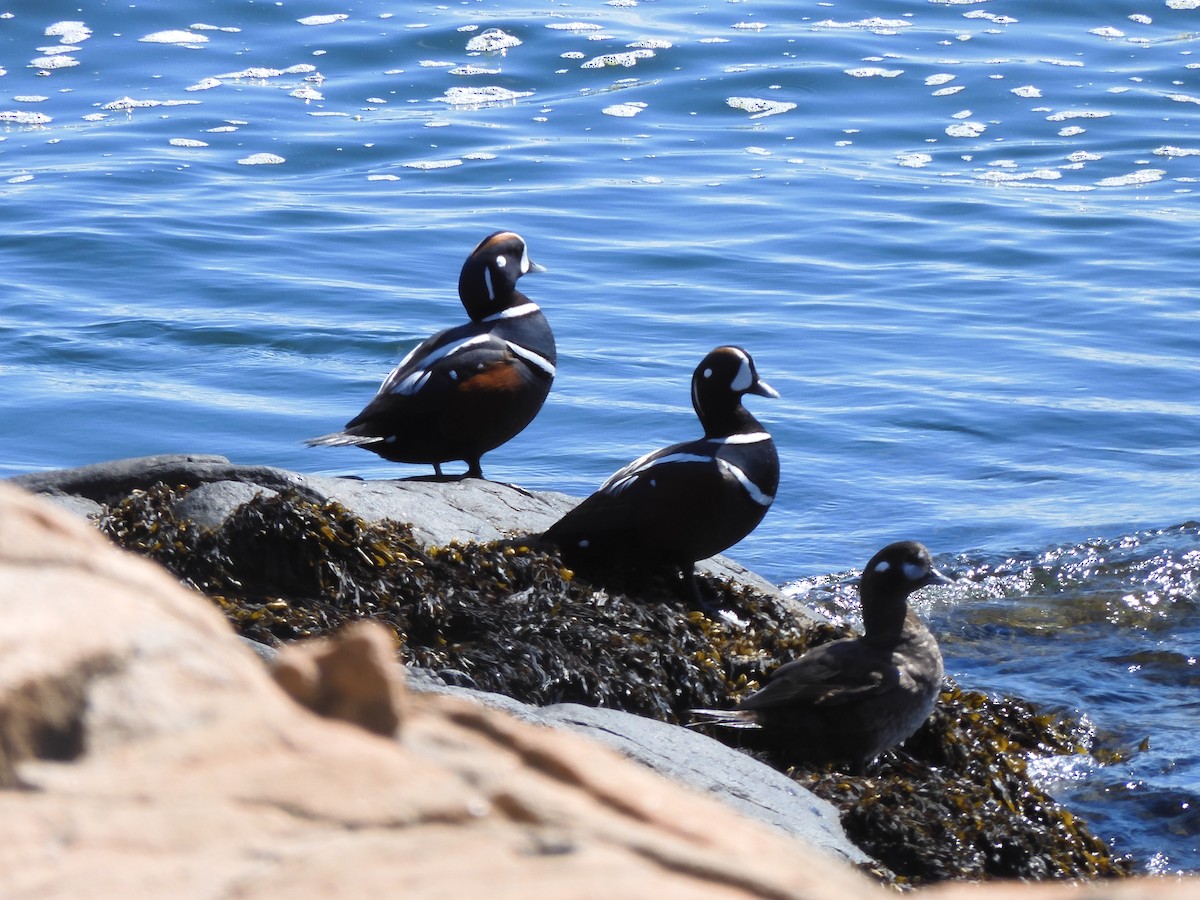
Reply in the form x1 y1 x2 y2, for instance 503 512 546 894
3 0 1199 874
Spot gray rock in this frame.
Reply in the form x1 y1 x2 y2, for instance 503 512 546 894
37 493 105 520
412 676 868 866
174 481 280 532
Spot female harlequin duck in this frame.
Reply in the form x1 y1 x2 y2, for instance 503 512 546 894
306 231 556 478
692 541 951 774
542 345 780 599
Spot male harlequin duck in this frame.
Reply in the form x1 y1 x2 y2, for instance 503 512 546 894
692 541 951 774
306 231 556 478
541 345 780 600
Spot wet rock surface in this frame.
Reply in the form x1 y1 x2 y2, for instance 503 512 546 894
9 455 1134 885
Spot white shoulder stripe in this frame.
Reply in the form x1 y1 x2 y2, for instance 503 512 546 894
382 333 490 395
600 452 712 496
717 459 774 507
392 369 432 396
505 340 556 378
598 450 774 507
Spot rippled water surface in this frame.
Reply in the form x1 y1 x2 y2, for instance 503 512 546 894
3 0 1200 874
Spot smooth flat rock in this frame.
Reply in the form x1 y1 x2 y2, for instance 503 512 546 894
426 683 869 864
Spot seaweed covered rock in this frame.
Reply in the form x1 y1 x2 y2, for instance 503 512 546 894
90 479 1132 884
97 483 826 723
797 685 1129 884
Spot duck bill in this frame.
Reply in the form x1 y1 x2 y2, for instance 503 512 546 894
748 378 780 399
922 567 954 587
527 260 548 274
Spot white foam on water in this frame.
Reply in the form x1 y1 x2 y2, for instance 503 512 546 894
1096 168 1165 187
237 152 286 165
582 50 655 68
297 14 347 26
31 55 79 70
450 66 501 76
816 18 910 33
1155 146 1200 157
402 159 463 170
466 29 521 53
436 86 533 107
0 111 52 124
845 67 903 77
946 121 986 137
1046 109 1112 121
46 21 92 43
726 96 796 118
602 102 647 117
545 22 603 32
141 30 209 45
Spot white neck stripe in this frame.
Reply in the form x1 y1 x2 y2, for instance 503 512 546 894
710 432 771 445
481 302 540 323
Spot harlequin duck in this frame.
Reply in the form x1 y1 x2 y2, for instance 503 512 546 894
306 231 556 478
692 541 951 774
541 345 780 600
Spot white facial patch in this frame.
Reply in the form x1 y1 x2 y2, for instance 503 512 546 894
496 254 508 268
730 354 754 392
484 267 495 301
903 560 927 582
873 560 891 573
703 367 713 379
520 244 531 273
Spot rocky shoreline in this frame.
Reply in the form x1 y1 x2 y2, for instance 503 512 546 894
3 454 1185 896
